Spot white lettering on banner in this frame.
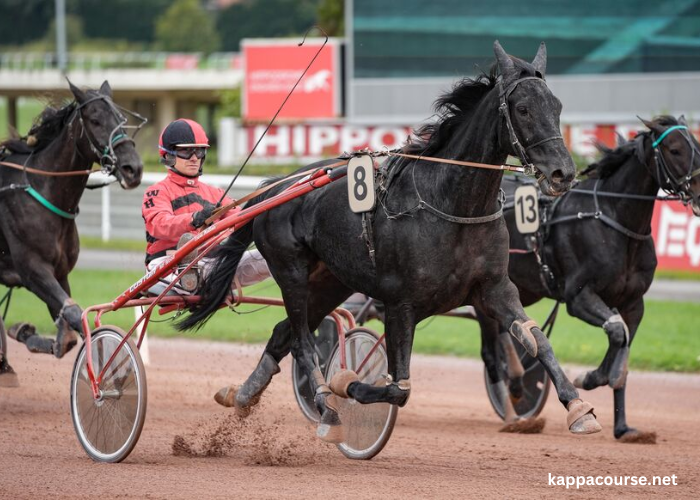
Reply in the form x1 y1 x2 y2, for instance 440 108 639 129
656 204 700 266
292 125 306 156
255 125 290 156
309 126 340 155
340 126 370 152
570 126 597 157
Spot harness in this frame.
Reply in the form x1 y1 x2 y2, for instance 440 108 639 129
0 95 146 219
511 124 698 298
356 76 565 265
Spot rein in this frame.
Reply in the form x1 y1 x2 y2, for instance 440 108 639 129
0 160 95 177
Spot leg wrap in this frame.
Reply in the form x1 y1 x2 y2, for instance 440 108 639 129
566 398 601 434
329 369 359 398
509 319 539 357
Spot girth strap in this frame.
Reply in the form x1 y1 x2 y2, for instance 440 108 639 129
417 196 504 224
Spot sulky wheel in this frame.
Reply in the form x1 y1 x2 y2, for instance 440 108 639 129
70 325 147 463
484 337 550 420
325 327 398 460
291 317 338 423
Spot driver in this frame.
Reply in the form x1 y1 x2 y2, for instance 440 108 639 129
142 118 270 291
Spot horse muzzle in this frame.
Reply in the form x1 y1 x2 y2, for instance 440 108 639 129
114 162 143 189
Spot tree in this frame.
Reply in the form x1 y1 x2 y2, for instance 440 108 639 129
217 0 319 51
317 0 344 37
154 0 221 53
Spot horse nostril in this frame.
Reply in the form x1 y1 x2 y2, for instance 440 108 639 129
121 164 135 178
551 169 565 184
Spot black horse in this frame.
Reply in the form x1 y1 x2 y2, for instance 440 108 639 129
479 116 700 441
0 81 143 387
181 41 601 441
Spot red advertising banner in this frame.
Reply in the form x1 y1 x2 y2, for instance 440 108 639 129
652 201 700 272
242 39 340 121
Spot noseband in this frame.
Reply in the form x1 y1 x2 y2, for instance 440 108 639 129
649 125 700 204
498 76 564 176
72 95 147 175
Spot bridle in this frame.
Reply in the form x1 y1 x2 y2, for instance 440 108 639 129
497 76 565 177
648 124 700 204
71 94 147 176
0 94 146 219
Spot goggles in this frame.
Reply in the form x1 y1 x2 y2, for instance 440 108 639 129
174 147 207 160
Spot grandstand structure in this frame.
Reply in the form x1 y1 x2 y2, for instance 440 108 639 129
345 0 700 130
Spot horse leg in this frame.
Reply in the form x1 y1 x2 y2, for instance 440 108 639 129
9 262 81 358
345 302 415 407
565 286 629 390
0 316 20 388
478 276 601 434
478 311 522 423
613 301 656 443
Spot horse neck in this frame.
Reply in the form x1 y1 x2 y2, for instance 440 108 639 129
596 136 659 232
415 91 507 218
26 116 92 212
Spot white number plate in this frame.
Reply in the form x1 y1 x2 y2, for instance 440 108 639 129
514 185 540 234
347 156 375 213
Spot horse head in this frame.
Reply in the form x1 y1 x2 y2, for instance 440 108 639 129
69 80 144 189
494 41 575 196
640 116 700 216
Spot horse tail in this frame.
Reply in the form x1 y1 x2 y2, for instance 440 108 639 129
176 184 276 331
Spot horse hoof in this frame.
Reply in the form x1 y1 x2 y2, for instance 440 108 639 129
317 423 344 444
618 429 657 444
567 399 602 435
214 385 237 407
53 329 79 359
573 373 586 389
499 417 546 434
329 369 359 398
0 369 20 388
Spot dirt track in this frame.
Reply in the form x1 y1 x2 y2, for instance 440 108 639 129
1 337 699 499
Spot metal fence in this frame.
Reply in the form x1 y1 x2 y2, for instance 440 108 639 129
0 52 240 71
77 173 265 241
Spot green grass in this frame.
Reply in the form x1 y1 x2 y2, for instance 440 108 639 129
80 236 145 253
2 270 699 372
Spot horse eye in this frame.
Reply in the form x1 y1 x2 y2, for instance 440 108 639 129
517 106 528 116
90 118 101 126
669 149 681 156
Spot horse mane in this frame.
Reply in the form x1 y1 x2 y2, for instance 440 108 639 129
0 99 77 155
406 56 538 157
581 115 680 179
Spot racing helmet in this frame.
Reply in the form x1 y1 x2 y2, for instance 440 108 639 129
158 119 210 173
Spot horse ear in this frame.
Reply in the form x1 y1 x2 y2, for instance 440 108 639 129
493 40 516 82
638 116 665 135
68 79 87 103
678 115 688 126
532 42 547 77
99 80 113 97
